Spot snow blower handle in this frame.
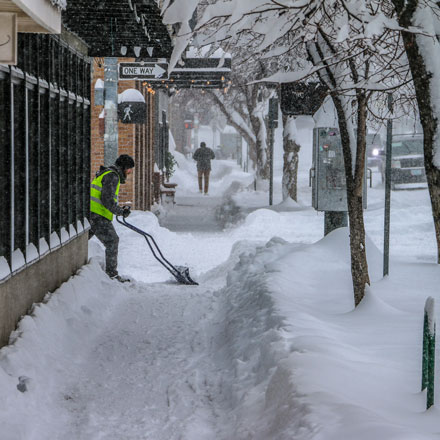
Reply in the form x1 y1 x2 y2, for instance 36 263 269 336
122 206 131 218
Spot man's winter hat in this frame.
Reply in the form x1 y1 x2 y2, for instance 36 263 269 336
200 142 206 147
115 154 135 170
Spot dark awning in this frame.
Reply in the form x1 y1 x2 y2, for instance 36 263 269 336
62 0 172 59
168 58 231 88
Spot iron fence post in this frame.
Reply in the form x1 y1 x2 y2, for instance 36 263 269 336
422 297 436 409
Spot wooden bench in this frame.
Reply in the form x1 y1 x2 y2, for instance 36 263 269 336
153 172 177 205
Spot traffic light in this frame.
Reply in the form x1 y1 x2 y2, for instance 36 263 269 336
184 120 193 129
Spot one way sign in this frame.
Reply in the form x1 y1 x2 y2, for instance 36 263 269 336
119 62 168 81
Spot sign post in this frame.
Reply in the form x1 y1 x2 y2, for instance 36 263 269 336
383 93 393 277
268 98 278 206
104 58 119 166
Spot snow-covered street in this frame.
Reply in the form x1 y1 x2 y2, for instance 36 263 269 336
1 144 440 439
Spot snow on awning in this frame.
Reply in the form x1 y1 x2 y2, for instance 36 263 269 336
118 89 146 104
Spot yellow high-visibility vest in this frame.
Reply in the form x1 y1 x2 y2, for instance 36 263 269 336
90 170 120 221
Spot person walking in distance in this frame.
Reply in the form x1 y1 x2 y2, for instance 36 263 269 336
89 154 135 283
193 141 215 195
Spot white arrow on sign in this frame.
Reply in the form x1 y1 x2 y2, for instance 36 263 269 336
152 64 166 78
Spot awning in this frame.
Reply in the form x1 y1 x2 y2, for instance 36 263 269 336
169 58 231 88
62 0 172 59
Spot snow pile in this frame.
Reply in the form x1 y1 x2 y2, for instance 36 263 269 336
214 228 440 439
0 259 126 439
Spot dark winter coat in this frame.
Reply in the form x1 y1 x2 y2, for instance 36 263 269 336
193 146 215 171
90 165 126 221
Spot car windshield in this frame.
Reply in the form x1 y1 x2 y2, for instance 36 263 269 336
391 138 423 155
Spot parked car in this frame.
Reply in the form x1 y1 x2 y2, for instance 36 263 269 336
366 133 384 169
379 133 426 189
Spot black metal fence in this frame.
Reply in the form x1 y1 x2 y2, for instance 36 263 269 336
0 34 91 279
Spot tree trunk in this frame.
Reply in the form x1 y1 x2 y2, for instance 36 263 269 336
282 115 300 201
249 111 269 180
333 93 370 306
255 136 269 181
308 34 371 306
347 193 370 306
392 0 440 263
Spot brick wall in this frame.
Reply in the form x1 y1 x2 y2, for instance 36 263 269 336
90 58 137 207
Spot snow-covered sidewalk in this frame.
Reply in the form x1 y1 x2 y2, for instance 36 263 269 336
58 281 227 439
1 155 440 440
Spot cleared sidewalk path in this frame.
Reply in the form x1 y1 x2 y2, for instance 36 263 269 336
57 280 230 440
159 194 225 233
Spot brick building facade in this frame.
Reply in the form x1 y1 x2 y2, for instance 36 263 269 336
90 58 169 211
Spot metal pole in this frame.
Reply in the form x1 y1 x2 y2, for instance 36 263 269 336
383 93 393 277
104 57 118 167
269 127 274 206
422 297 436 409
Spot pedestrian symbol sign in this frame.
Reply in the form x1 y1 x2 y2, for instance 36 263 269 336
118 102 146 124
123 105 133 122
119 62 168 80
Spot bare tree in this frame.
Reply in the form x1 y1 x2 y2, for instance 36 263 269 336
205 57 272 181
163 0 409 306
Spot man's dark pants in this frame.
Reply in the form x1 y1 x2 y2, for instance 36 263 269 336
198 169 210 193
89 214 119 277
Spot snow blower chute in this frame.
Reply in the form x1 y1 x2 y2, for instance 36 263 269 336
116 216 198 285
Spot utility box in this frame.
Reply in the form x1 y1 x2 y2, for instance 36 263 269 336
311 127 367 211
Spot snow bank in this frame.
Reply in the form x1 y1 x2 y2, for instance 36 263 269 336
0 259 127 439
214 227 440 439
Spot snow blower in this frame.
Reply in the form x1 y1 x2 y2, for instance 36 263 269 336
116 216 198 285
